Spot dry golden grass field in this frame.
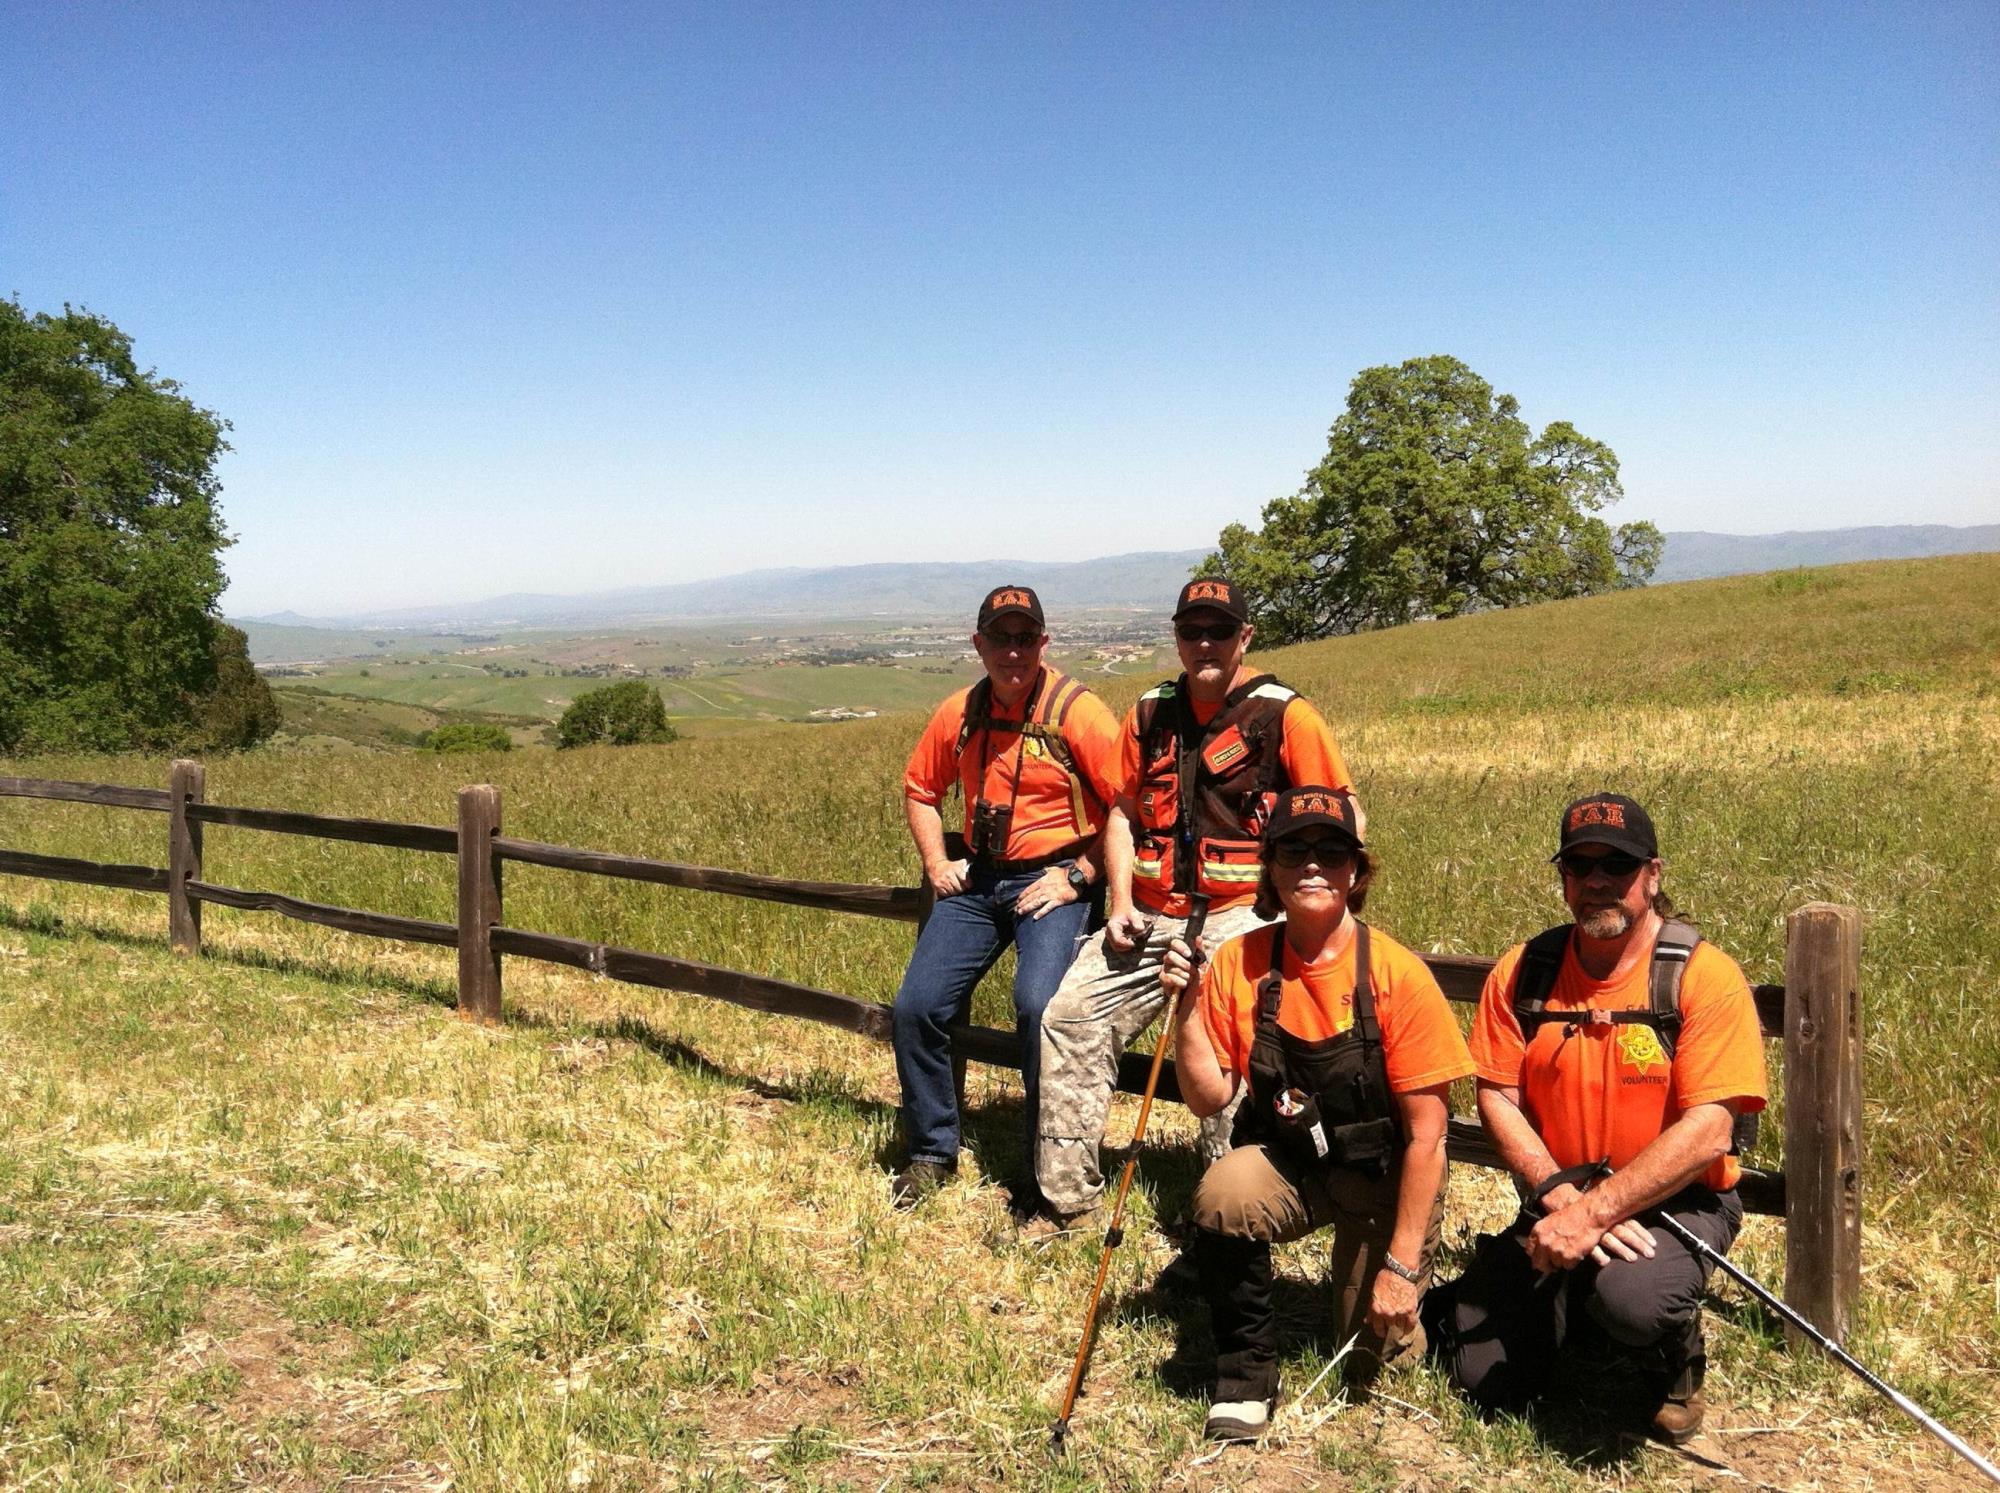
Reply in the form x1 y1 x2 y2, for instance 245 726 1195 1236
2 555 1996 1490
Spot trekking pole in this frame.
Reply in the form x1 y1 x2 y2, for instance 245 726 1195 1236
1652 1210 1999 1485
1049 893 1210 1453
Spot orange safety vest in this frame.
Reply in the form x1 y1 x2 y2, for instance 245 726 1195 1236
1130 673 1296 899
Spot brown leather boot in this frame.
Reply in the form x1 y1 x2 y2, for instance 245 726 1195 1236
1648 1355 1706 1445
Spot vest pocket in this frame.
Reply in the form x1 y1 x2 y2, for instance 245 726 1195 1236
1133 838 1172 887
1196 837 1262 895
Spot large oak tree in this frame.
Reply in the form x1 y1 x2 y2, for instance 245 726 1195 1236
1206 356 1662 643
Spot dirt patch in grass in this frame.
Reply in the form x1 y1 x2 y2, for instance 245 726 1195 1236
122 1287 441 1489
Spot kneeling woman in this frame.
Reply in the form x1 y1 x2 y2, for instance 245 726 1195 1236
1163 786 1474 1441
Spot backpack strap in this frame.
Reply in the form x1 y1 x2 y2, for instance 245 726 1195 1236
1647 919 1702 1062
1511 924 1573 1038
954 676 995 755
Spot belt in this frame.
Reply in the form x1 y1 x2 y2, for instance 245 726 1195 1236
978 848 1075 877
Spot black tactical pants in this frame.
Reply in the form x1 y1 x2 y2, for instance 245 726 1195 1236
1431 1185 1742 1416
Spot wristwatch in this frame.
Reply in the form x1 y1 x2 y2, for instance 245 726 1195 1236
1065 865 1090 894
1382 1251 1422 1285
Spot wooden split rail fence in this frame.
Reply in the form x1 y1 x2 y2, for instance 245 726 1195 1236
1 762 1865 1345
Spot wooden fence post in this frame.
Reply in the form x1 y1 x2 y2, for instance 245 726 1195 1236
457 785 503 1023
1782 901 1863 1348
168 759 205 955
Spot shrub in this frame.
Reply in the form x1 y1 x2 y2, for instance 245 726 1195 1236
554 682 677 749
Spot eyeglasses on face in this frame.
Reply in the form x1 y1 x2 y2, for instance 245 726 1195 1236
1558 850 1646 879
1272 836 1356 868
982 627 1044 649
1176 622 1240 643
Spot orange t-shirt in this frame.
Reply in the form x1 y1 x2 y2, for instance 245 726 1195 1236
1469 931 1769 1192
1120 692 1357 917
903 671 1124 862
1202 923 1474 1095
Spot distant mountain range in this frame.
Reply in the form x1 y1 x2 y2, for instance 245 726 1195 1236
238 523 1998 644
1650 523 1999 583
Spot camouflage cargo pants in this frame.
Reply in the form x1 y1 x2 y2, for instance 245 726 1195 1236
1035 901 1273 1217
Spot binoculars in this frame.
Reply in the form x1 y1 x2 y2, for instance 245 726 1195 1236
968 798 1013 859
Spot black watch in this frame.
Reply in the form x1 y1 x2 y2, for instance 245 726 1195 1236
1065 865 1090 893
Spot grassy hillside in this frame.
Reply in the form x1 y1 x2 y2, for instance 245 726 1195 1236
3 553 1997 1489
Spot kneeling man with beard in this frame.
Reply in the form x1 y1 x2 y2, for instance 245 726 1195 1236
1429 793 1767 1445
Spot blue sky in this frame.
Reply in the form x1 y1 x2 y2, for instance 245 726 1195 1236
4 3 1995 616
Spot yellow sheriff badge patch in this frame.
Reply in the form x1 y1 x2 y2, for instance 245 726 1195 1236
1617 1025 1669 1076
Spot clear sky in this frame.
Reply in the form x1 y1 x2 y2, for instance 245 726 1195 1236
4 3 1995 616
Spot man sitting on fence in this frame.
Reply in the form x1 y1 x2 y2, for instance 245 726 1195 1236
1427 792 1768 1444
1028 577 1361 1234
888 585 1124 1209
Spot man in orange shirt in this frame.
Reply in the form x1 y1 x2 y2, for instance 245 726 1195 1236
1433 793 1768 1443
891 586 1124 1208
1031 578 1361 1230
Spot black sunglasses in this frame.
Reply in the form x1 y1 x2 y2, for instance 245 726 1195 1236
1176 621 1241 643
982 627 1044 649
1272 836 1356 868
1558 849 1646 879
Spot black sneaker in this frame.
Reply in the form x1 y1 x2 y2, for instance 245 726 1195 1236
890 1159 956 1210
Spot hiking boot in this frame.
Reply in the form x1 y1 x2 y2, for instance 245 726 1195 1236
1016 1202 1101 1240
1648 1356 1706 1445
890 1159 956 1210
1204 1398 1273 1441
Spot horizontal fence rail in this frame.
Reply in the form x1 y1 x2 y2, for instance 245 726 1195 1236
0 763 1857 1339
0 776 171 811
187 802 458 854
186 881 459 947
0 846 170 894
494 835 924 921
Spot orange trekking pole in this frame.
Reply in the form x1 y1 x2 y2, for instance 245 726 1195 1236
1049 893 1210 1453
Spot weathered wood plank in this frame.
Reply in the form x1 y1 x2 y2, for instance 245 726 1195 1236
493 835 923 921
456 786 503 1023
0 847 169 894
0 776 171 811
490 925 899 1040
1783 902 1863 1345
169 760 205 955
185 880 457 946
187 802 457 854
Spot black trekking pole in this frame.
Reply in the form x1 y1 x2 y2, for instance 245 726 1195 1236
1652 1210 1999 1484
1049 893 1210 1454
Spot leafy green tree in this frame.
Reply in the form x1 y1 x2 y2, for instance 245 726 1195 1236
1204 356 1661 642
554 681 677 749
427 722 513 753
187 622 282 751
0 299 263 751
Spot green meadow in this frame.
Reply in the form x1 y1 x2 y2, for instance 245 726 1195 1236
2 554 1996 1489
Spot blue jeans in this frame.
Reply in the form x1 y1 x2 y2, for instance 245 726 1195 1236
891 862 1092 1167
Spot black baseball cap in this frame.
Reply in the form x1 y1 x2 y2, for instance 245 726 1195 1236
977 585 1044 631
1552 792 1659 862
1172 577 1248 625
1266 785 1364 850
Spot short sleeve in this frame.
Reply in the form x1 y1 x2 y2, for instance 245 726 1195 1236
1376 942 1476 1093
1199 934 1259 1079
1469 945 1530 1087
1114 704 1145 801
902 693 968 806
1277 697 1356 797
1672 944 1770 1111
1064 691 1127 809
